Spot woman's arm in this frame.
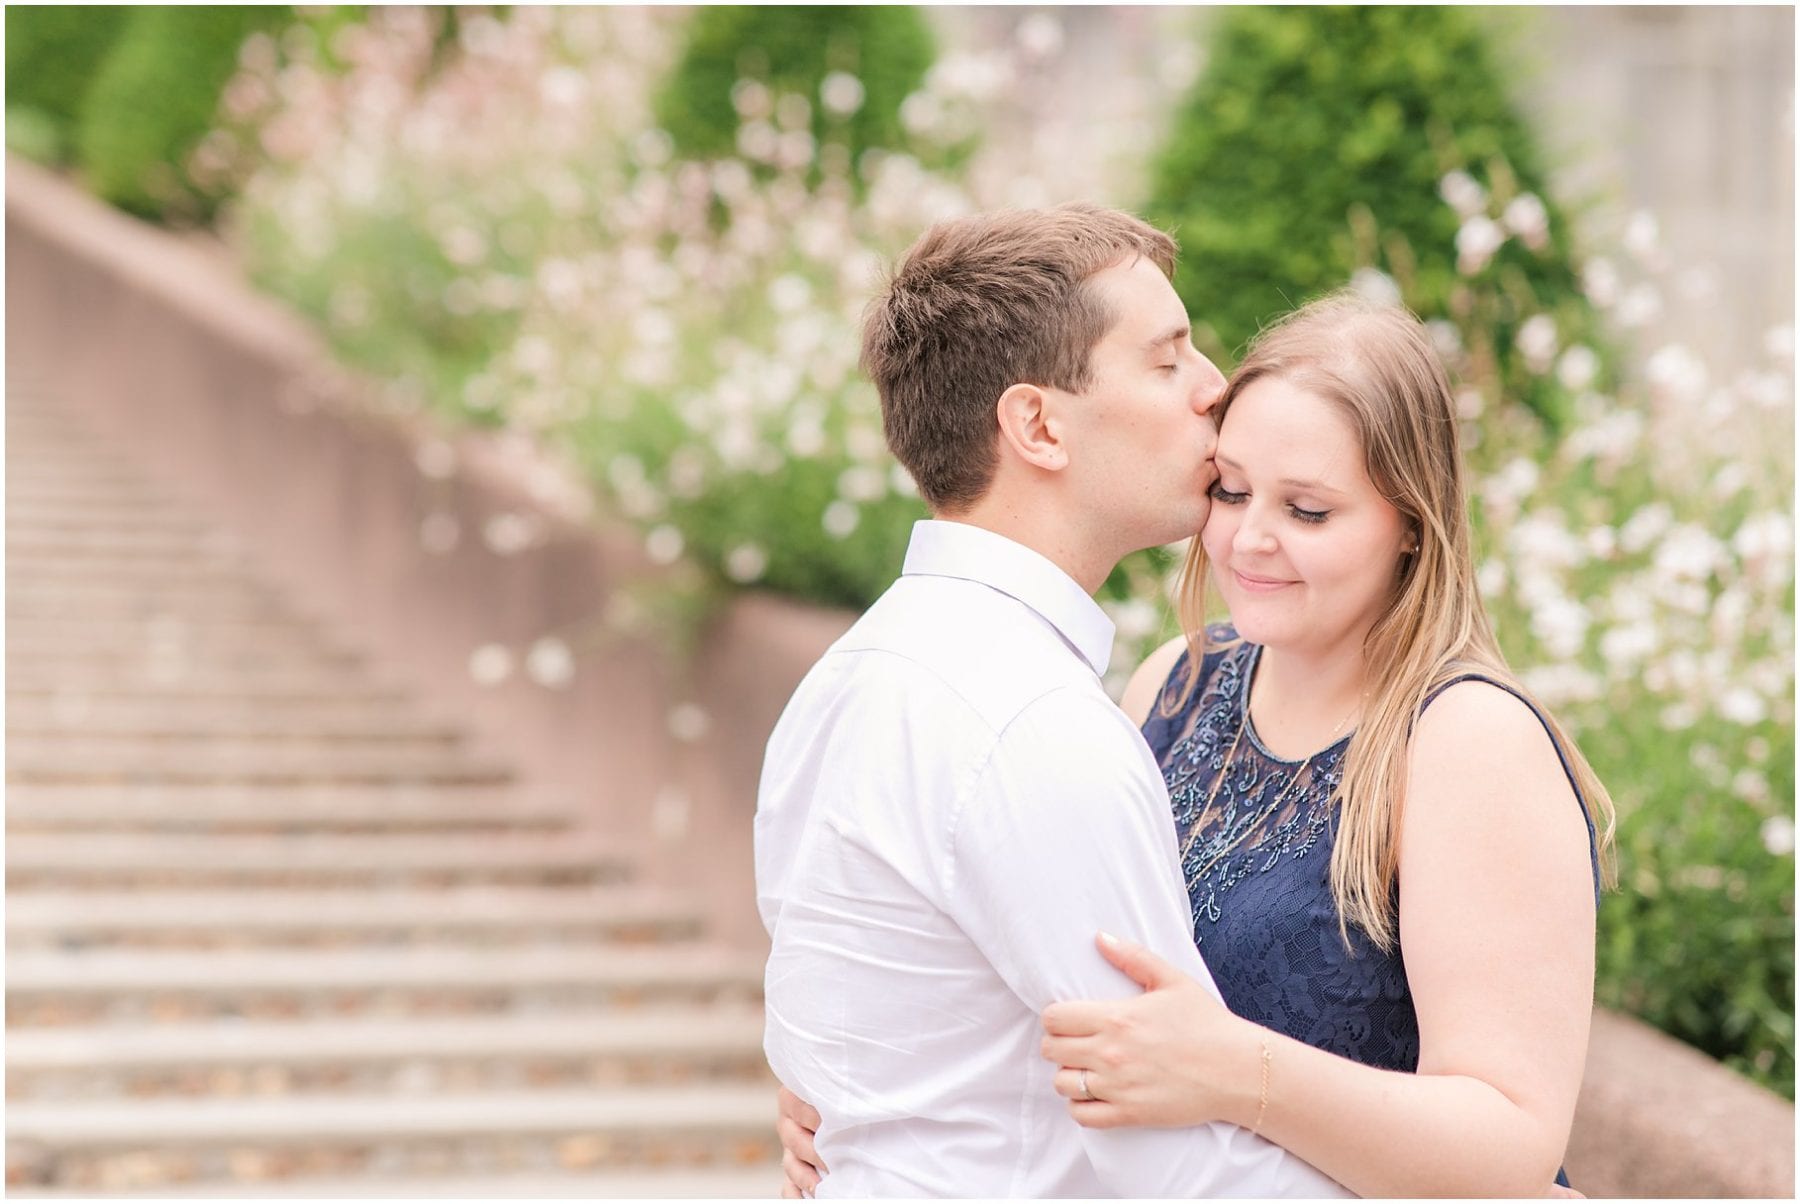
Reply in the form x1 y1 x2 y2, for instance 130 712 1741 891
1042 681 1597 1197
1118 634 1187 727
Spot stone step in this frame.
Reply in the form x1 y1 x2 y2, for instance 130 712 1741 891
7 512 216 540
4 1085 779 1191
8 679 409 707
5 1006 767 1097
10 619 352 658
8 717 460 749
8 563 275 591
7 643 366 674
6 944 763 1025
6 592 308 623
5 831 635 890
7 885 701 948
4 1165 779 1197
4 784 569 833
6 747 515 787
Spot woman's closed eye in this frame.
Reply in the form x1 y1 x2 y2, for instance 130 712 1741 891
1208 483 1332 525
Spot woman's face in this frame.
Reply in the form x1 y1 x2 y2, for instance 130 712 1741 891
1200 375 1411 658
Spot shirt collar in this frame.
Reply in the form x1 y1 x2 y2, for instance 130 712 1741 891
900 519 1115 676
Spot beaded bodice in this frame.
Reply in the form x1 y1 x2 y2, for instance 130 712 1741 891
1141 626 1600 1078
1141 628 1424 1070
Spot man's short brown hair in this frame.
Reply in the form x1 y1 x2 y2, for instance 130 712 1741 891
860 203 1178 512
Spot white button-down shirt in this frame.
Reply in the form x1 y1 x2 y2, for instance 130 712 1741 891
756 520 1346 1198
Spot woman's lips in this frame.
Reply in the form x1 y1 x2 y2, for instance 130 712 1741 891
1232 569 1296 593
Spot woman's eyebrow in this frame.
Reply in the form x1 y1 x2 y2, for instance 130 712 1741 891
1214 454 1345 495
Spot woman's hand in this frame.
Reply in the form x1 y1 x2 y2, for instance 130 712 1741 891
1040 932 1261 1130
776 1085 826 1198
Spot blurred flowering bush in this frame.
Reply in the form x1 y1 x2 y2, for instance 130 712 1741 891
215 7 1792 1094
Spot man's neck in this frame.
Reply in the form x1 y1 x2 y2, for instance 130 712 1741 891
934 499 1118 595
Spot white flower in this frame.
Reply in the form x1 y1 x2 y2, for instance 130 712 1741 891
1350 268 1402 308
837 465 887 503
1652 523 1724 582
769 274 812 314
1733 512 1793 580
1427 320 1463 360
1509 512 1586 569
1759 815 1794 857
1557 345 1600 391
1645 344 1708 405
468 643 513 687
1529 594 1591 659
1476 559 1507 597
1501 192 1550 249
725 543 769 583
1514 314 1558 374
415 439 457 480
1734 769 1771 805
525 637 575 688
1718 687 1769 726
668 703 711 743
420 512 460 555
1583 258 1620 308
645 524 684 565
820 71 865 118
1016 12 1065 59
1599 621 1658 670
1763 325 1794 362
1623 210 1660 261
822 500 860 539
1456 215 1505 275
1439 170 1487 218
1618 503 1674 554
1108 598 1160 643
484 512 541 556
1520 663 1601 706
1616 284 1663 329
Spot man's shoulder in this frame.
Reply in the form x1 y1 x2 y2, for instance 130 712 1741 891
827 575 1107 729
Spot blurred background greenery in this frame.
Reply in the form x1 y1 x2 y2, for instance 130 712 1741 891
8 3 1792 1099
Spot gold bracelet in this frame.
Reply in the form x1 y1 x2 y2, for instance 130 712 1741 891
1250 1036 1273 1135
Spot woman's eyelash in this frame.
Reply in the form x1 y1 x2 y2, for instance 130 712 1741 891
1208 484 1331 525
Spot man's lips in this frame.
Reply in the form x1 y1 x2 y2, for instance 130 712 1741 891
1231 569 1296 593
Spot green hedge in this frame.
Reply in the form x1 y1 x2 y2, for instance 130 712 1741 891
655 5 934 169
77 5 290 220
1146 6 1596 425
4 6 133 162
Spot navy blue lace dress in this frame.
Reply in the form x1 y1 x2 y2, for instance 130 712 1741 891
1140 627 1599 1187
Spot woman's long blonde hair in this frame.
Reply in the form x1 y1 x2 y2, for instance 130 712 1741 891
1170 292 1616 953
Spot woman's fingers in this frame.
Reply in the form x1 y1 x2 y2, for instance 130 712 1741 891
1041 1000 1108 1037
782 1147 822 1194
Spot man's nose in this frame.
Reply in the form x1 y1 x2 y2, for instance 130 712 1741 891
1191 356 1228 415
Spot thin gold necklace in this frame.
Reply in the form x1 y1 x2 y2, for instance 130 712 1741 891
1178 696 1357 889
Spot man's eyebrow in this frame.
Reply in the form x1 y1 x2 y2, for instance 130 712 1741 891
1213 454 1345 495
1141 324 1190 353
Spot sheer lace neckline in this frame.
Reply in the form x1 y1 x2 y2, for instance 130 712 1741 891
1236 643 1355 766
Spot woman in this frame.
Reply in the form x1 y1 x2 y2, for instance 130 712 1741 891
779 292 1612 1197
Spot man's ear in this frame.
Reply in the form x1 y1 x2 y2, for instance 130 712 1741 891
995 383 1067 472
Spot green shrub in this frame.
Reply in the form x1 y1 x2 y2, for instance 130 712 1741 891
1146 6 1597 425
76 5 288 220
4 5 132 160
655 5 934 170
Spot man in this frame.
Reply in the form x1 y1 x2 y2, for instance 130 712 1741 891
754 204 1346 1196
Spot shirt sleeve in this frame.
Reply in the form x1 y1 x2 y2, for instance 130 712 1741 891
949 686 1349 1199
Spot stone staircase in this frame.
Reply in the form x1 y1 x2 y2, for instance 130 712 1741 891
4 380 779 1197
